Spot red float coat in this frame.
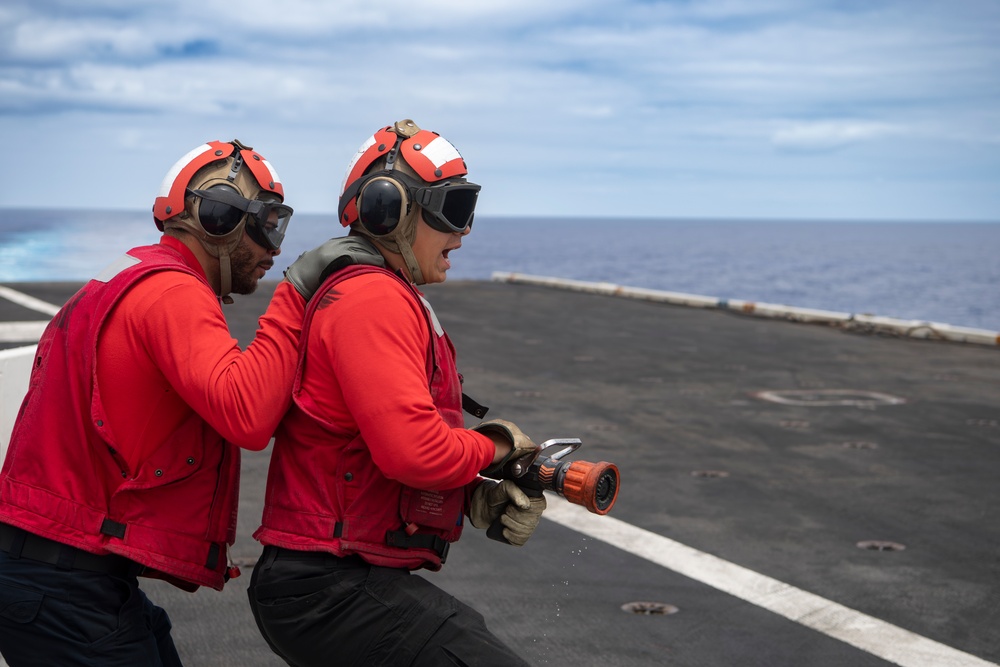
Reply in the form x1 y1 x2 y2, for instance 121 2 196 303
0 237 305 591
254 266 495 571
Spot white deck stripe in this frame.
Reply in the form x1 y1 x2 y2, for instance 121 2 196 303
0 288 49 667
544 500 997 667
0 286 61 317
0 322 48 343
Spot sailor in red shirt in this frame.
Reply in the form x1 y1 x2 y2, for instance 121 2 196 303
249 120 545 667
0 139 374 667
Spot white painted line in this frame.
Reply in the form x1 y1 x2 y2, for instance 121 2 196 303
0 321 48 343
544 500 997 667
0 285 61 317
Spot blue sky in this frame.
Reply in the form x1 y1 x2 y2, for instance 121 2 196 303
1 0 998 221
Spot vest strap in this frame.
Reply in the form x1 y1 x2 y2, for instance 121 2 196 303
100 518 127 539
462 393 489 419
206 542 220 569
2 525 26 559
0 523 143 578
384 529 450 563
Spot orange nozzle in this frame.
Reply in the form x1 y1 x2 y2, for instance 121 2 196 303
559 460 620 515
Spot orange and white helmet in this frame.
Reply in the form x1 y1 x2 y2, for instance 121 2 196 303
153 139 290 250
152 140 292 299
338 119 478 235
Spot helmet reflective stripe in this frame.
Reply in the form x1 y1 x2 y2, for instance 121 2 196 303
239 149 285 200
153 141 236 229
419 137 462 170
156 143 213 199
340 133 378 196
259 156 282 189
399 130 467 182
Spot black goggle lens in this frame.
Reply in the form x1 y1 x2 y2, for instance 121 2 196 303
440 187 478 230
417 182 480 234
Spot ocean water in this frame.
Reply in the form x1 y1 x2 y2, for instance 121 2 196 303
1 208 998 331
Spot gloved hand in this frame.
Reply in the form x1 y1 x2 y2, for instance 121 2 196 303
469 480 547 546
474 419 540 479
284 236 384 300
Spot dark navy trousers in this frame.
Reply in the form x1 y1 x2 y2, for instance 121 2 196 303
0 551 182 666
248 546 530 667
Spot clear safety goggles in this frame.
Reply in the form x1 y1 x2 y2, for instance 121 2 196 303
188 187 293 251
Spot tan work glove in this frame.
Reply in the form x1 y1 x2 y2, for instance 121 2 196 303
469 480 547 546
473 419 541 479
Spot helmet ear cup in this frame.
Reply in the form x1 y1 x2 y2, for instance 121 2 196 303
357 176 408 236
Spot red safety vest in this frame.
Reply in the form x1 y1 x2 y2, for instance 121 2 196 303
255 266 470 571
0 244 240 591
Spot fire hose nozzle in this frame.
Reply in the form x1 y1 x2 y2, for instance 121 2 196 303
557 459 620 515
485 438 622 543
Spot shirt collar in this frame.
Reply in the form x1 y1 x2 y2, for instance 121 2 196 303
159 234 209 281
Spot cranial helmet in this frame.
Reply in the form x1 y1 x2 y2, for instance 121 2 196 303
338 120 480 285
153 140 292 299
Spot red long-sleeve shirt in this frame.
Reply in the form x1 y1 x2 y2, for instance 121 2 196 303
96 236 304 472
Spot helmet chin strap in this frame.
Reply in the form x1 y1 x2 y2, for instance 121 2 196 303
395 236 425 286
216 246 234 304
169 218 243 303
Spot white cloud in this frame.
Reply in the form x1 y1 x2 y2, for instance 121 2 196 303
10 20 161 60
771 120 903 151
